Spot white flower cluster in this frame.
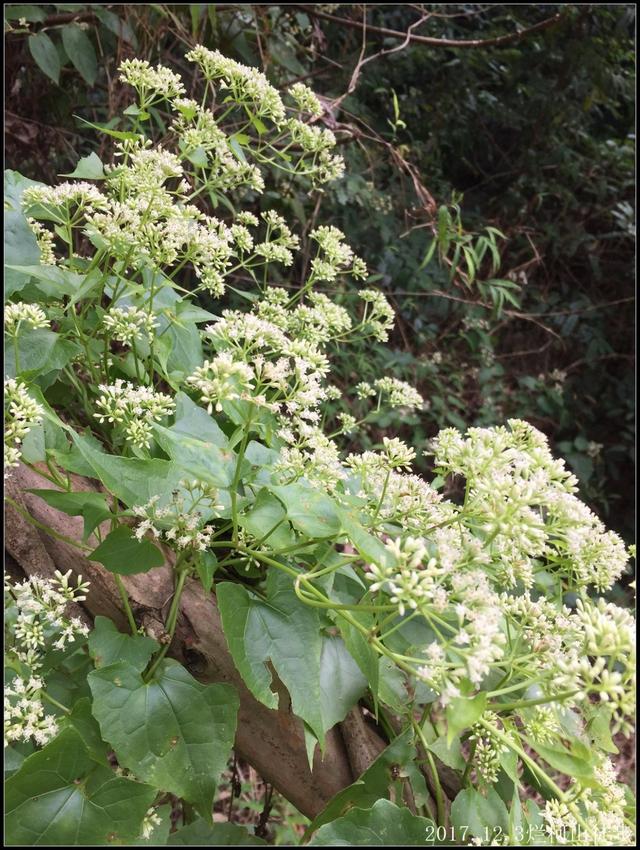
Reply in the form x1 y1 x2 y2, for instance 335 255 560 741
101 305 158 346
119 58 186 102
26 217 56 265
94 380 175 450
367 536 439 616
186 46 286 125
4 378 44 477
6 570 90 663
501 591 635 734
5 570 90 749
430 419 629 592
522 705 560 744
84 141 237 283
133 481 223 551
468 712 510 784
288 82 324 117
309 226 367 283
358 289 395 341
186 353 255 414
374 377 425 409
4 570 89 747
171 102 265 194
542 758 633 846
255 211 301 267
22 181 106 212
5 302 49 336
4 676 58 749
287 119 337 154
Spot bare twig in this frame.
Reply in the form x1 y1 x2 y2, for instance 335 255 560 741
293 5 568 50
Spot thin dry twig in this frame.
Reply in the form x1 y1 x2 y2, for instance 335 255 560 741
293 5 567 50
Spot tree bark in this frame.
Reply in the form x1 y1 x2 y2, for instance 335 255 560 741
5 464 386 820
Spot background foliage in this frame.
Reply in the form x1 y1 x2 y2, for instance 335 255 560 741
5 3 635 543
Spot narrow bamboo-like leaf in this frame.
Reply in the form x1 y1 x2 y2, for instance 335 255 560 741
61 23 98 84
28 32 60 84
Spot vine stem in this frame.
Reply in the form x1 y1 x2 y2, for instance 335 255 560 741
114 575 137 635
5 497 92 551
479 719 591 835
13 334 21 374
230 414 253 546
461 740 477 787
491 690 580 713
413 719 446 827
41 691 71 715
144 568 188 682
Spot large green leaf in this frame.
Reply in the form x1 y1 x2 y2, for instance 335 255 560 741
153 424 239 488
88 616 158 672
451 787 509 842
445 692 487 744
270 483 342 538
65 697 110 766
4 171 43 298
216 572 319 722
61 152 105 180
28 488 112 540
425 733 465 771
338 611 379 705
88 659 239 820
308 799 435 845
70 431 184 507
5 327 79 380
340 513 395 570
5 727 155 845
151 281 203 378
171 391 228 447
89 525 165 575
5 264 89 300
306 727 415 835
527 739 595 782
238 487 294 549
318 635 367 733
167 820 267 845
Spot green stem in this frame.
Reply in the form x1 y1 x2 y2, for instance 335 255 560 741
5 497 92 551
13 335 21 375
414 719 446 827
461 740 477 787
491 690 580 713
231 415 253 546
144 568 188 682
479 720 590 833
115 575 137 635
41 691 71 715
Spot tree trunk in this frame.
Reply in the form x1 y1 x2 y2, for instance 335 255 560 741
5 464 387 820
